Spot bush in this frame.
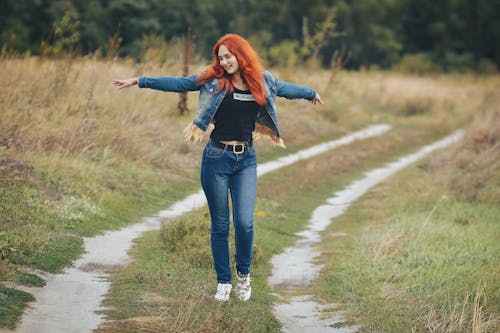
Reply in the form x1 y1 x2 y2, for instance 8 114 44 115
393 54 439 75
160 215 212 268
267 40 300 68
399 97 432 116
442 52 475 73
427 107 499 204
477 58 498 74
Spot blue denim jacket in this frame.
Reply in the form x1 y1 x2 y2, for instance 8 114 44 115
138 71 316 145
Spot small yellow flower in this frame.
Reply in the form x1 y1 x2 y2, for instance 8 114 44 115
256 210 266 217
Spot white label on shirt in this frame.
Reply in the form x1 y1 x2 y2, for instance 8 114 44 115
233 92 255 101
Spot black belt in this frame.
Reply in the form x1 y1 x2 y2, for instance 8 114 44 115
209 139 253 155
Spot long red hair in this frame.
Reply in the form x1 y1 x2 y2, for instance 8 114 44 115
197 34 266 106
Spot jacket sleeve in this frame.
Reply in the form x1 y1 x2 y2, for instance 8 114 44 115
263 70 316 101
276 79 317 100
138 74 200 92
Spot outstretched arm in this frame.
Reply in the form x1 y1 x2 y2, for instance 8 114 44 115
113 75 200 92
266 71 323 104
277 80 323 104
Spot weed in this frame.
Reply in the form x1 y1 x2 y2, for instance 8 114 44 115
160 215 212 268
400 97 432 116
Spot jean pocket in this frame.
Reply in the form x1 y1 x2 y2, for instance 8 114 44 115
204 144 226 158
247 146 256 157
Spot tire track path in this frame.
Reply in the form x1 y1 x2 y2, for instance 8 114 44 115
4 124 390 333
268 130 464 333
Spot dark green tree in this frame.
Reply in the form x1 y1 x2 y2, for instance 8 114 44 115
0 0 498 70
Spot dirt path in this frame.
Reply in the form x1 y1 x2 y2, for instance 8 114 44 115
268 130 464 333
3 125 390 333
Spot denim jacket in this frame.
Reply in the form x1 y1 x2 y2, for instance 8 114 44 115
138 70 316 146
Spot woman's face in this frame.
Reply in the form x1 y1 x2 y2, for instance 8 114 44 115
218 44 239 75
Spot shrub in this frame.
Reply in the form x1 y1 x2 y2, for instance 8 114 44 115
160 215 212 268
399 97 432 116
442 52 475 73
267 40 300 68
477 58 498 74
393 54 439 75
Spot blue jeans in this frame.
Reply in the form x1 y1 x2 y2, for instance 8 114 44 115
201 141 257 284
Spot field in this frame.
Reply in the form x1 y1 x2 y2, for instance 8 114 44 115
0 56 498 332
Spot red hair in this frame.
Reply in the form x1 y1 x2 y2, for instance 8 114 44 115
197 34 266 106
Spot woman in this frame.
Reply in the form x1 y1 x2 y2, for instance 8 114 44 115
114 33 323 301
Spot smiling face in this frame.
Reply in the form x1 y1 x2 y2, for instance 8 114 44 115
218 44 240 75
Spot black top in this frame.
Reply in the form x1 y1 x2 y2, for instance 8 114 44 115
210 88 264 142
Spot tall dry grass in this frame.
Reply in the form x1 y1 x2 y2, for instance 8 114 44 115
274 69 496 143
0 57 206 176
426 88 500 204
1 56 497 166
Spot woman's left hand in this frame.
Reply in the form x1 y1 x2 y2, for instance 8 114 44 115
311 92 324 105
113 77 138 89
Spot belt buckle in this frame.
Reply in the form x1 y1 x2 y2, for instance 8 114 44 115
232 144 245 155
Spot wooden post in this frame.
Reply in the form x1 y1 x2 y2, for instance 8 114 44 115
177 28 193 115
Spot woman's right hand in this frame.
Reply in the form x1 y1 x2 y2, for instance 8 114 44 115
113 77 138 89
311 92 324 105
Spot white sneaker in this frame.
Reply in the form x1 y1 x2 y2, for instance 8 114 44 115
214 283 232 301
235 272 251 301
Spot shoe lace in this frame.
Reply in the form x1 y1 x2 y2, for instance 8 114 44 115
236 274 250 291
217 284 231 293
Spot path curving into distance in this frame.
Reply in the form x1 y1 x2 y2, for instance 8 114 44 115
4 124 390 333
268 130 464 333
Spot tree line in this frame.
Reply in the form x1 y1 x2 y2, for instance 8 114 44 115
1 0 499 72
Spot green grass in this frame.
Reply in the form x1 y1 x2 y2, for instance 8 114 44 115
314 153 499 332
98 225 281 332
0 286 34 330
0 149 200 328
0 151 200 271
98 124 453 332
12 271 46 287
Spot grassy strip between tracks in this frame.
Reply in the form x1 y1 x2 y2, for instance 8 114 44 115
96 122 457 333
